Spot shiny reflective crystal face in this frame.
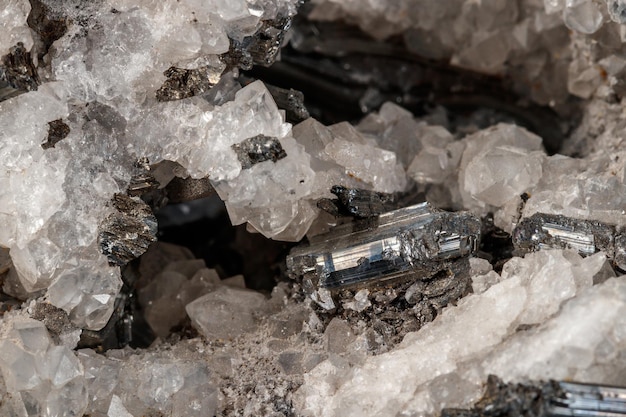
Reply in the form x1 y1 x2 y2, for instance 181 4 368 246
537 221 596 255
548 381 626 416
513 213 615 258
287 203 481 288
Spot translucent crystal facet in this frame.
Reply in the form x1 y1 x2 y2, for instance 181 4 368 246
287 203 481 288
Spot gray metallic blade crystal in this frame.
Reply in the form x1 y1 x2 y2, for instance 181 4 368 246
287 202 481 288
549 381 626 416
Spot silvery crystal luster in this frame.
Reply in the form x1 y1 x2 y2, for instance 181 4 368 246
287 202 481 289
549 381 626 416
513 213 626 270
442 376 626 417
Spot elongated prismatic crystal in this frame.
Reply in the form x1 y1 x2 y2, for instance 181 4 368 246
286 202 481 289
513 213 626 270
548 381 626 416
443 376 626 417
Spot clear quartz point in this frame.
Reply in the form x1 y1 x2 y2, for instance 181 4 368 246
287 203 481 289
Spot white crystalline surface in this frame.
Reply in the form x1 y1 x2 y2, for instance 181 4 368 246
4 0 626 416
79 347 218 417
0 315 87 417
458 123 545 211
522 150 626 226
0 0 33 56
295 250 619 416
0 0 414 332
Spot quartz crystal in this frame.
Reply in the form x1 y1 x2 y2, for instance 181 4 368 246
607 0 626 23
77 344 218 417
295 250 614 417
458 124 545 211
186 286 268 340
0 0 33 57
0 315 88 416
4 0 626 415
563 0 605 34
287 202 481 289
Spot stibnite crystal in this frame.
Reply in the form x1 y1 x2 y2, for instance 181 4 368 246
513 213 626 270
442 375 626 417
287 202 481 289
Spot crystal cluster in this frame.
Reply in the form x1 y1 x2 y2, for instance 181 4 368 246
3 0 626 416
296 250 620 416
514 213 626 270
0 315 87 416
287 202 480 290
0 0 314 331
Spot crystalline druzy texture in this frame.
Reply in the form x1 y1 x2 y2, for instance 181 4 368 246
287 203 481 289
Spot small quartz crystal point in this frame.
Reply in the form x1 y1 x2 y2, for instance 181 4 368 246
513 213 626 270
287 202 481 289
232 134 287 169
442 375 626 417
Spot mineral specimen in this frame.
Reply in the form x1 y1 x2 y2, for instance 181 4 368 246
514 213 609 256
287 202 481 289
231 133 288 169
296 250 616 417
98 194 158 267
325 185 396 218
223 15 293 69
0 42 38 99
41 119 69 150
4 0 626 416
441 375 562 417
443 375 626 417
263 83 310 123
156 62 227 102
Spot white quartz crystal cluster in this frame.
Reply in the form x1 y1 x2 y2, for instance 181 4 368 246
0 0 410 334
309 0 626 106
0 315 86 416
0 306 219 417
296 250 621 416
406 119 626 232
4 0 626 416
0 0 33 56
